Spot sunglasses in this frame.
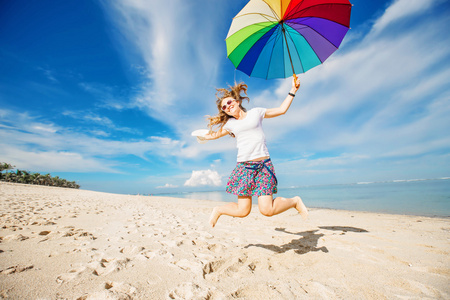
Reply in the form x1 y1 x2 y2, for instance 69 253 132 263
221 99 234 111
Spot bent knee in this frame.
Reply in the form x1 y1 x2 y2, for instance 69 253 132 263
239 210 251 218
237 206 251 218
259 207 274 217
243 206 252 217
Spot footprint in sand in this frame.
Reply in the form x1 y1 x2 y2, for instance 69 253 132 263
168 282 213 300
0 265 34 275
138 249 173 260
203 254 249 280
205 242 227 253
231 282 301 299
93 257 131 276
61 228 97 240
104 281 137 295
56 263 89 283
172 258 204 276
1 234 29 242
119 245 144 256
77 281 136 300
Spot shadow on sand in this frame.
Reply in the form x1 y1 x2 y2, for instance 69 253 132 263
245 228 328 255
245 226 369 255
318 226 368 233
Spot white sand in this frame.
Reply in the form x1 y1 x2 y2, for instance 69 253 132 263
0 182 449 299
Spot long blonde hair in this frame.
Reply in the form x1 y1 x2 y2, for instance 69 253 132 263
207 82 249 136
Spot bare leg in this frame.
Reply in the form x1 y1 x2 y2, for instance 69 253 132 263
295 196 309 219
258 195 308 219
209 196 252 227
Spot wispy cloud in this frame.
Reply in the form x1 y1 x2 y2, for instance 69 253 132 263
369 0 438 37
0 144 116 173
37 66 59 83
78 82 135 111
62 110 141 135
0 108 185 172
103 0 226 125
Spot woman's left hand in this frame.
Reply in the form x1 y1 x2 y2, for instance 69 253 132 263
292 75 300 91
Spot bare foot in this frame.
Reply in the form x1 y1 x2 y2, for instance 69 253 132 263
209 207 221 228
294 196 308 220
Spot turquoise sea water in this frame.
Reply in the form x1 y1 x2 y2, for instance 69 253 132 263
157 178 450 217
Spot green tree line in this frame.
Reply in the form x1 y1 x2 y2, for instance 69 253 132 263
0 162 80 189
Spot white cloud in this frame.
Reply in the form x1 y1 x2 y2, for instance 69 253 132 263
32 124 58 133
156 183 178 189
184 169 222 187
370 0 435 36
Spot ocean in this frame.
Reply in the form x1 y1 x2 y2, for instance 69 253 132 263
157 178 450 218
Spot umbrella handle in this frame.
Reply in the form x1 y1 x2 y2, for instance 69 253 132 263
293 74 300 89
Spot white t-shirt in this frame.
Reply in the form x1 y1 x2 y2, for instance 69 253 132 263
223 107 270 162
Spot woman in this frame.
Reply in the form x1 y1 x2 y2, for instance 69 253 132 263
200 76 308 227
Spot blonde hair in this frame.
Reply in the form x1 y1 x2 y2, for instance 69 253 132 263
207 82 249 137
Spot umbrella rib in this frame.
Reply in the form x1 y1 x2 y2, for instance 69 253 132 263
261 0 281 20
281 23 296 76
227 21 275 57
233 12 277 23
283 26 306 73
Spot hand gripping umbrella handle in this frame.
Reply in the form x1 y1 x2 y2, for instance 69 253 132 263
293 74 300 89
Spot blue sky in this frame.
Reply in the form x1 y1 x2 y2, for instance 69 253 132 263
1 0 449 195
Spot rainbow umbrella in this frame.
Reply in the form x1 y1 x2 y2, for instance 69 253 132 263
226 0 352 79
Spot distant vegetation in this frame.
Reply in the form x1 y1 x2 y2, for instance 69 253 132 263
0 162 80 189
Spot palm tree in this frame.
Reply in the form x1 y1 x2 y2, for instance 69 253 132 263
0 162 80 189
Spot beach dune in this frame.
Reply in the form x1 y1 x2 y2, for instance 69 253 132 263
0 182 449 299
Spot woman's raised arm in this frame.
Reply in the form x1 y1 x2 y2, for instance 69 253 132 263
265 76 300 119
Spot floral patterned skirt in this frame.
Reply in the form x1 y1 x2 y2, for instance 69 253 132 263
226 158 278 197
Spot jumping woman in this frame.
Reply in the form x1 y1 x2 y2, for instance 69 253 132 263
199 76 308 227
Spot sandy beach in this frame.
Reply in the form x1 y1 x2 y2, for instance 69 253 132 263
0 182 449 299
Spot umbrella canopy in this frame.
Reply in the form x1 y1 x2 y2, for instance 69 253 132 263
226 0 352 79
